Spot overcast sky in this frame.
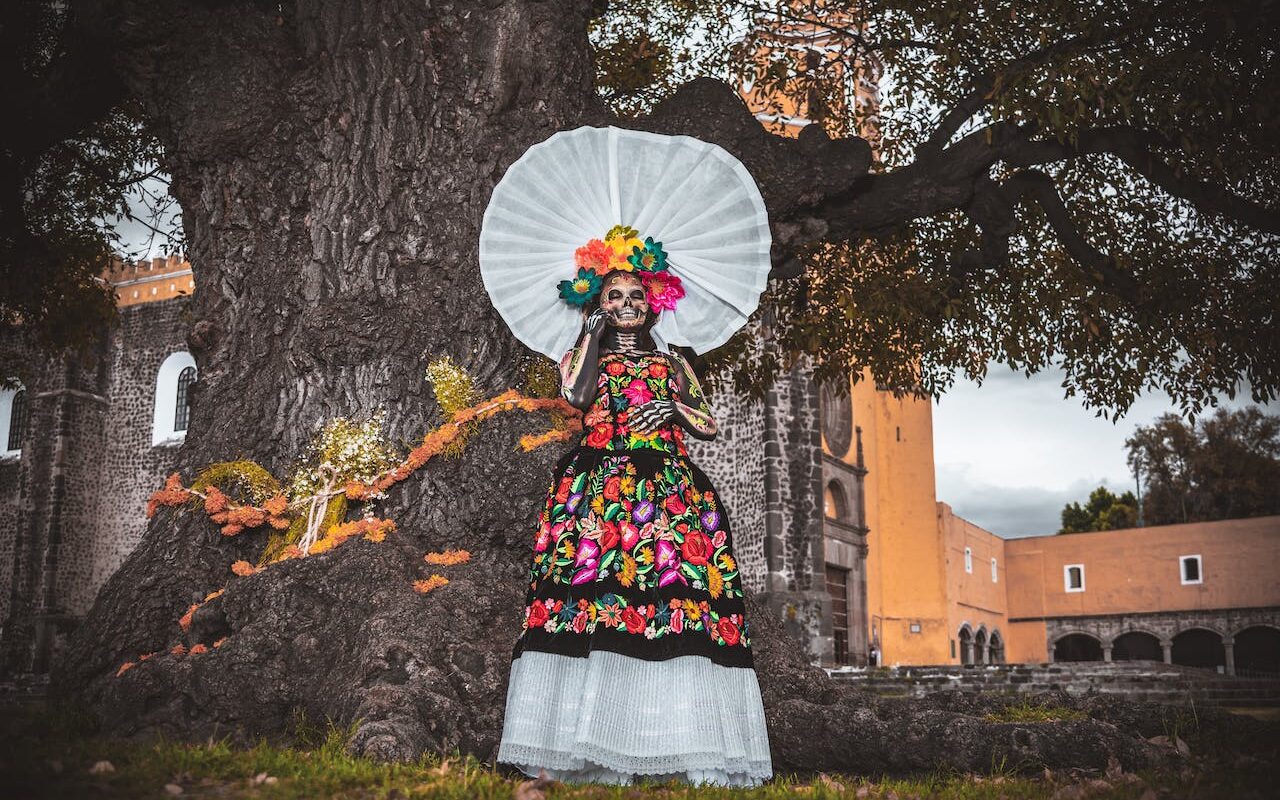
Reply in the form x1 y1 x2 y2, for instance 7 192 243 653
932 364 1276 539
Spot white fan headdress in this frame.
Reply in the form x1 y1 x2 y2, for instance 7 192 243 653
479 126 772 359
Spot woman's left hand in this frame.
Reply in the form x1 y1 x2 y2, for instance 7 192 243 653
629 399 675 434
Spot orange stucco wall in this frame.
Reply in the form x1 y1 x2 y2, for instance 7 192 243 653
854 372 952 665
1003 515 1280 619
105 255 194 307
940 502 1008 660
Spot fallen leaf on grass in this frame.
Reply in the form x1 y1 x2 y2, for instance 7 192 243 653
818 773 846 791
514 768 555 800
251 772 278 785
164 784 183 796
88 760 115 775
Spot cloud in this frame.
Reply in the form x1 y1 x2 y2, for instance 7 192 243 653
935 463 1132 538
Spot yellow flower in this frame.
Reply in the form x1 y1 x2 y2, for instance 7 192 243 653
591 495 606 515
606 235 644 263
562 540 576 559
619 476 636 495
637 545 654 565
619 553 637 587
718 553 736 572
707 565 724 599
683 599 700 618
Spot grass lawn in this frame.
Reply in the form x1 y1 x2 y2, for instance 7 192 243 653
1 699 1275 799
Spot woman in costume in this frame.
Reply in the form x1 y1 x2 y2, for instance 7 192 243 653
480 127 775 787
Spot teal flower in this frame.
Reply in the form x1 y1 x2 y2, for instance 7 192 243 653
558 268 602 307
627 237 668 273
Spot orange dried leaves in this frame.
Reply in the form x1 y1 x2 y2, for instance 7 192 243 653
231 560 258 577
189 643 209 655
312 517 397 554
146 473 193 518
116 661 136 677
178 603 200 631
423 549 471 566
413 575 450 594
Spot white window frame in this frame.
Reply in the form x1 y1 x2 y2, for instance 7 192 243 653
0 382 25 458
152 352 197 446
1179 554 1203 585
1064 563 1086 593
964 547 973 573
991 557 999 583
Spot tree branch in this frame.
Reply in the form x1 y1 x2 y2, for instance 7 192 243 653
1006 128 1280 235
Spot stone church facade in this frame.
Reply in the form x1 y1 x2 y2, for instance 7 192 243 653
1 258 195 673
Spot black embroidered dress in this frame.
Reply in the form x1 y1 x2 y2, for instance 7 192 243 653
497 351 773 786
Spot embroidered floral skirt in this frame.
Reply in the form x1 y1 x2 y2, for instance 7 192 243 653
497 446 773 786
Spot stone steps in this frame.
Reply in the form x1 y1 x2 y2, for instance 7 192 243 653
826 661 1280 707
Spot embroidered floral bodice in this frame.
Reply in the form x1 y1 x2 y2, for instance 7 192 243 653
577 352 687 456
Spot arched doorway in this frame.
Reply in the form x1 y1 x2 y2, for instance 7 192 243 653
1053 633 1103 662
1233 626 1280 676
958 626 974 665
1112 631 1162 662
974 628 988 665
1172 628 1226 670
989 631 1005 664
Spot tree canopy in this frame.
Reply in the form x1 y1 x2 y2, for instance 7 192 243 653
1059 485 1139 533
1126 404 1280 524
3 0 1277 417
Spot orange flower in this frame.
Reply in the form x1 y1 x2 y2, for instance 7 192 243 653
116 661 136 677
413 575 450 594
170 644 187 657
189 643 209 655
231 560 258 577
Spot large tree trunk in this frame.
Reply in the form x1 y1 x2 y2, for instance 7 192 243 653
53 0 1176 775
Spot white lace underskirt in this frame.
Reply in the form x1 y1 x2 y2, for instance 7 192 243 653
497 649 774 787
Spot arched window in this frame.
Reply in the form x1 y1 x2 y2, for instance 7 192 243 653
152 352 196 446
175 367 195 432
824 480 848 521
1 384 27 457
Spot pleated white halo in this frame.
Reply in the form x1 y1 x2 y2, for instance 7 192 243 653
479 125 772 360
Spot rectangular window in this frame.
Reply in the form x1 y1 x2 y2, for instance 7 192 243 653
1180 555 1203 585
991 557 999 583
1064 564 1085 592
964 547 972 573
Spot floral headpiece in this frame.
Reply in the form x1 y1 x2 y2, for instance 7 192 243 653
557 225 686 313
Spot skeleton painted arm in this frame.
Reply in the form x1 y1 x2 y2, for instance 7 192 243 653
558 308 608 411
628 351 717 440
667 351 717 440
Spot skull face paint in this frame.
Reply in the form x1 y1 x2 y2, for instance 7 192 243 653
599 271 649 329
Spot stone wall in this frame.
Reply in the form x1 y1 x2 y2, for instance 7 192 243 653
0 299 190 673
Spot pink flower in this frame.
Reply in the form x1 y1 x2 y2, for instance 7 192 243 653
642 271 685 312
622 379 654 405
670 608 684 634
572 611 588 633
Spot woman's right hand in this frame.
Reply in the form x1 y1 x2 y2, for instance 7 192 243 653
584 307 609 337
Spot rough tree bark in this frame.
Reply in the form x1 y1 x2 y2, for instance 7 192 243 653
51 0 1186 775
